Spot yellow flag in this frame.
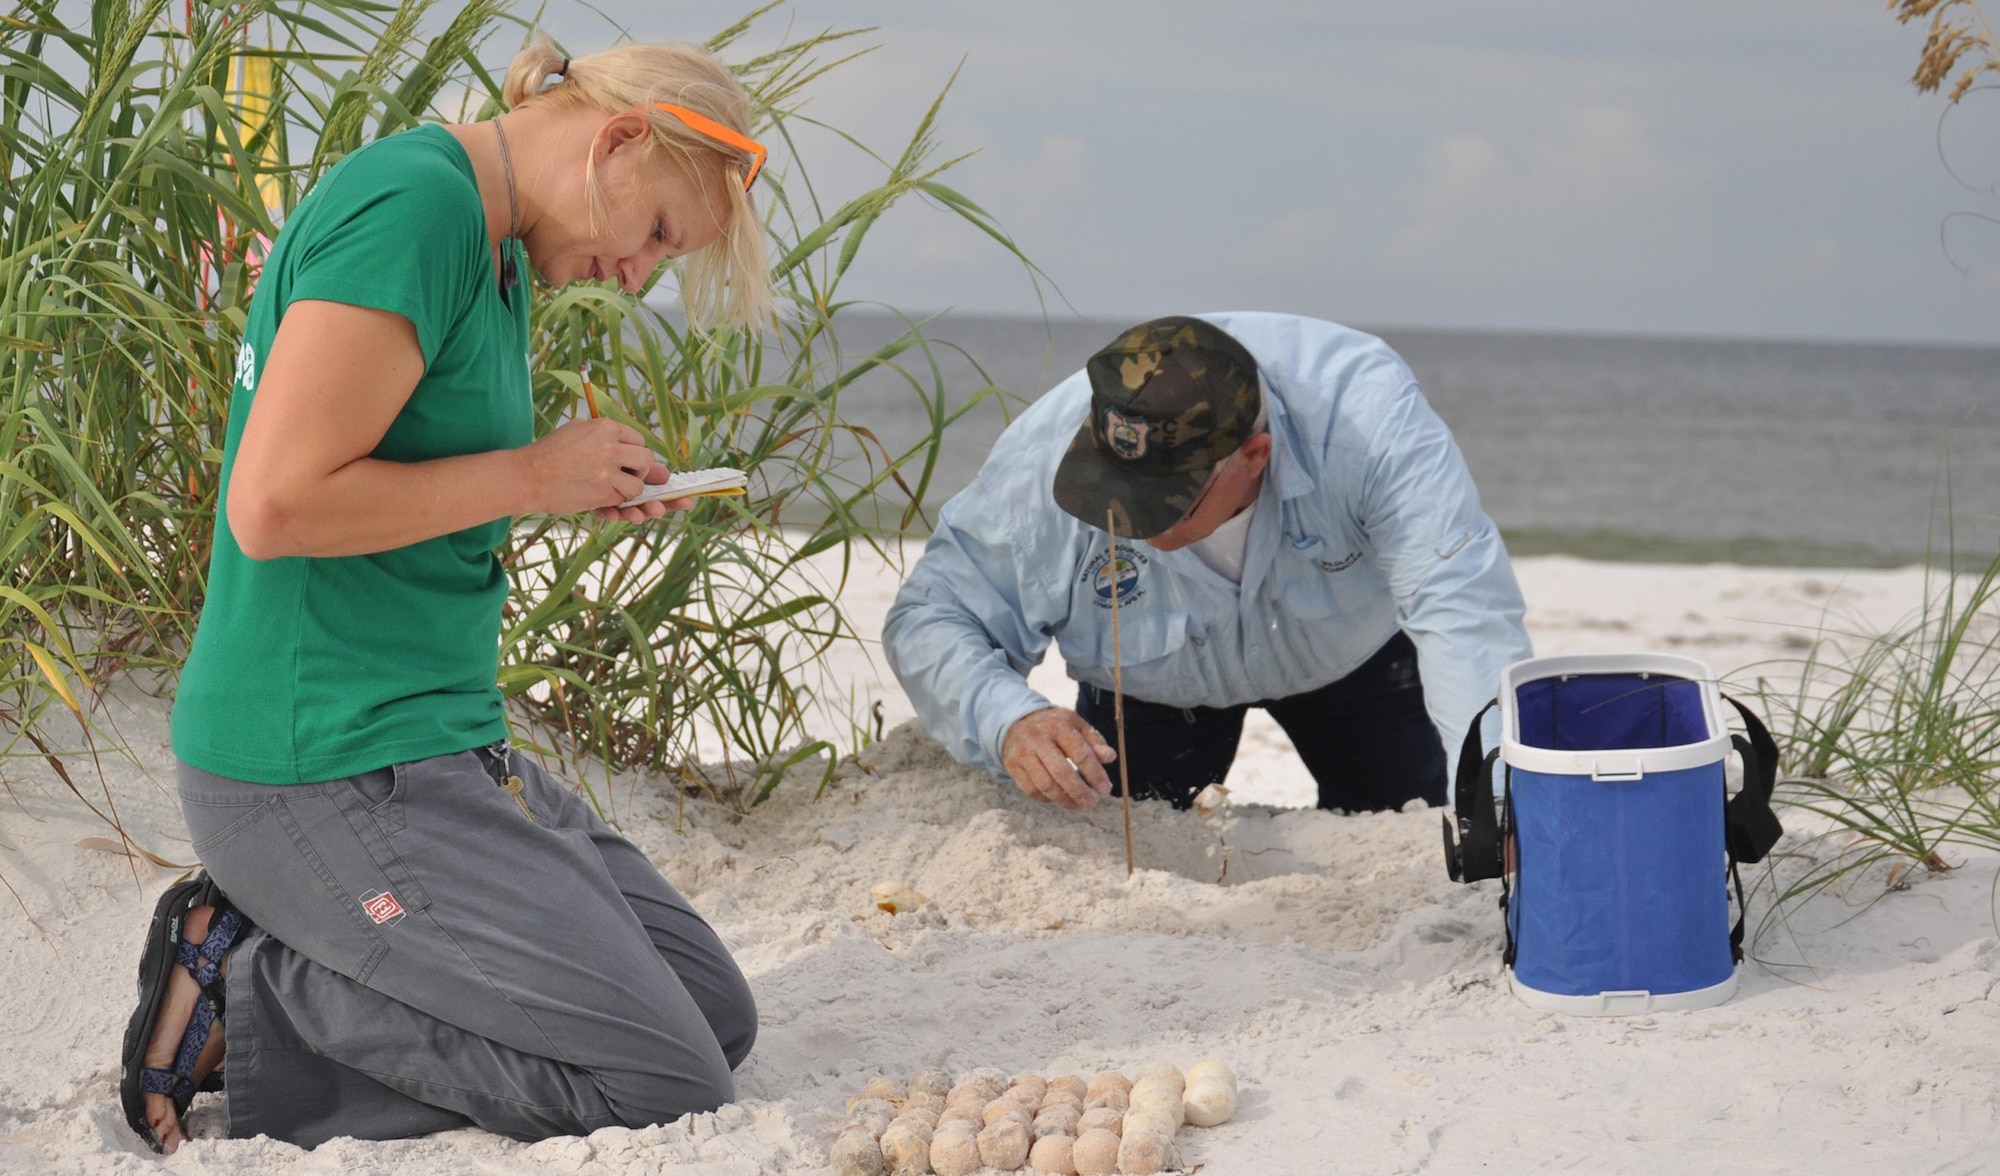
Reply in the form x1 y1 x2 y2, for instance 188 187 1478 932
230 46 283 215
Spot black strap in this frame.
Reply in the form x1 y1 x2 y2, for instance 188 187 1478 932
1721 694 1783 865
1442 699 1505 882
1727 853 1747 963
1499 773 1518 965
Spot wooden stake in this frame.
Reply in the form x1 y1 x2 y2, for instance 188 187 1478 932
1108 510 1135 877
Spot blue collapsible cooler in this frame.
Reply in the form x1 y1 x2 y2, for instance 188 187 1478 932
1499 653 1739 1015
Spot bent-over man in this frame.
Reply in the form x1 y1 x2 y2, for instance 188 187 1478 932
884 312 1533 813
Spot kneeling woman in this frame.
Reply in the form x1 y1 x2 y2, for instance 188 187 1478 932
121 35 771 1152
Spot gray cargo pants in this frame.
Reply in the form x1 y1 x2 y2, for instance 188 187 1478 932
176 744 755 1148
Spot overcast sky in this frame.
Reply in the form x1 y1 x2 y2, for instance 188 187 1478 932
537 1 2000 346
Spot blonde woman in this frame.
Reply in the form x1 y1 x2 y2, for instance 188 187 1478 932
121 37 771 1152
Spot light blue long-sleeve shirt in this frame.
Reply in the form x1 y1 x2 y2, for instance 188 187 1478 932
883 312 1533 795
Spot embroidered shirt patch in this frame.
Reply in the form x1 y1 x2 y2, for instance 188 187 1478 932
1084 544 1148 608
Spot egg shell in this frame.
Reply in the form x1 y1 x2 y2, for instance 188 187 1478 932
832 1127 887 1176
851 1080 904 1108
870 880 926 914
1184 1060 1236 1089
977 1118 1032 1170
1048 1074 1089 1100
909 1070 954 1100
889 1109 940 1139
1126 1091 1184 1130
1030 1132 1078 1175
1077 1107 1124 1136
1084 1073 1132 1103
1032 1103 1082 1137
928 1124 981 1176
1116 1120 1177 1175
1182 1077 1237 1128
879 1121 934 1176
1072 1128 1121 1176
982 1097 1032 1129
1132 1063 1183 1092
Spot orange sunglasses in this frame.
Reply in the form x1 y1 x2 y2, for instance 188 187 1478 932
655 102 767 191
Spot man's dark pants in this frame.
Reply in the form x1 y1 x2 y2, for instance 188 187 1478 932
1076 631 1448 812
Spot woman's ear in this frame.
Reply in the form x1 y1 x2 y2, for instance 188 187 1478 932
592 108 654 167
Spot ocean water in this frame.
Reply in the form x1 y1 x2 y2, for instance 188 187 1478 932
811 312 2000 569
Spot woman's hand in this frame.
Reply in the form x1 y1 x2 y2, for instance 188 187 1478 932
592 462 695 524
518 417 679 516
227 300 698 557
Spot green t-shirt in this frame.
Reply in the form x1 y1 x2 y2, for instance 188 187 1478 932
172 124 533 784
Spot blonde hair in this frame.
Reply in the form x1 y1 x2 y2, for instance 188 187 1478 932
502 35 772 330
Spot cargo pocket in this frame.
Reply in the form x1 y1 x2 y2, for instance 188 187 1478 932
184 788 392 982
331 768 436 924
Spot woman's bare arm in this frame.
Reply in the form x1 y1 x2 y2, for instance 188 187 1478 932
227 300 672 559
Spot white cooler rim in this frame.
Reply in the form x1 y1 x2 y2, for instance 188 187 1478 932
1498 652 1731 777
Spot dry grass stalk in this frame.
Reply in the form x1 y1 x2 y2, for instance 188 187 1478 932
1893 0 2000 101
1107 511 1135 878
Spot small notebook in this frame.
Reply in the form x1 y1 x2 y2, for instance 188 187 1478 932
618 467 749 507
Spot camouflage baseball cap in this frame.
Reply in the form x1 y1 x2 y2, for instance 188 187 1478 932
1052 316 1263 539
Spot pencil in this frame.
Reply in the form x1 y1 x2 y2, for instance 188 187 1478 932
581 370 601 420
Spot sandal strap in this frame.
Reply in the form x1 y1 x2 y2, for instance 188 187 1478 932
163 988 222 1097
172 907 244 990
146 905 244 1111
139 1066 191 1096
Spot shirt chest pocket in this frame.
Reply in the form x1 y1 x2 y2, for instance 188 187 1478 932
1057 609 1189 673
1276 537 1375 622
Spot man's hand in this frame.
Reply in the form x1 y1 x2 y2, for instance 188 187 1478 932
1001 707 1117 810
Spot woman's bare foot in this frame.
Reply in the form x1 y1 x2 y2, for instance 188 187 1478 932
139 905 228 1154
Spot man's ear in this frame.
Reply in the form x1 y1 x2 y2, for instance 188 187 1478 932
1239 431 1274 477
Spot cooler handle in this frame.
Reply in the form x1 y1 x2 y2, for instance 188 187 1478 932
1721 694 1783 865
1443 699 1505 882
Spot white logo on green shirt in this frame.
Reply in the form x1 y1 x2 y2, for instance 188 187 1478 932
234 342 257 392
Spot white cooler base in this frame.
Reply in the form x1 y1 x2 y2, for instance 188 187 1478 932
1508 967 1738 1016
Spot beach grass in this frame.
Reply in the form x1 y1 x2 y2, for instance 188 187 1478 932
1741 545 2000 924
0 0 1041 853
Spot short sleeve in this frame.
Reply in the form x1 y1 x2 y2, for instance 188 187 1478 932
283 138 485 368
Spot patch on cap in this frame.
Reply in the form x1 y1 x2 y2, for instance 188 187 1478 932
1104 409 1151 459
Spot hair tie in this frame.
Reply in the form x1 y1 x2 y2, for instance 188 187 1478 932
557 58 570 79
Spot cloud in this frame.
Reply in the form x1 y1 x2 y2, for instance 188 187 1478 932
1384 106 1714 283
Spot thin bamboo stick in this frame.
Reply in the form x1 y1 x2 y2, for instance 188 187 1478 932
1108 510 1135 877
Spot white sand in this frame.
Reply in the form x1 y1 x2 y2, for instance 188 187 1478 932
4 555 1997 1174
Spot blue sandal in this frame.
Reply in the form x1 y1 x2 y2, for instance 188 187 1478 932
119 873 246 1152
